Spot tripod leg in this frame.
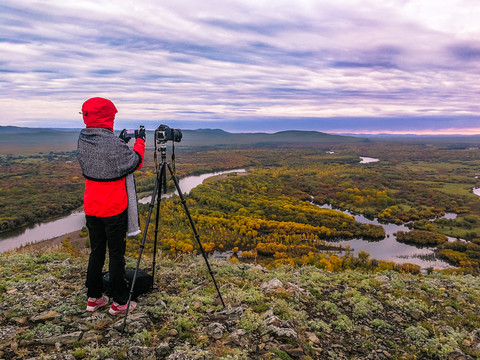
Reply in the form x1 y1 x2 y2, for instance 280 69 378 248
166 163 226 308
121 167 163 333
151 163 166 288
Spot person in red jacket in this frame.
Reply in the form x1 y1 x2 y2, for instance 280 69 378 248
77 97 145 315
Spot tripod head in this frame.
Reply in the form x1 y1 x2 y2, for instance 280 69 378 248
153 124 182 174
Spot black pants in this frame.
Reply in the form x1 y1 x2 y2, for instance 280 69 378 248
85 209 128 305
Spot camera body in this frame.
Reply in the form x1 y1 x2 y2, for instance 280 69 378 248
155 124 182 143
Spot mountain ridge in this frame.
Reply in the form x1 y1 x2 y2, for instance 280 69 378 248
0 126 366 154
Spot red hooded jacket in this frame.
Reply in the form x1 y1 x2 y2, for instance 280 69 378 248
81 97 145 217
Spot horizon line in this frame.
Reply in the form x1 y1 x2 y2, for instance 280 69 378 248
1 124 480 136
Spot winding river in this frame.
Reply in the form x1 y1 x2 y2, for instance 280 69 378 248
0 166 455 269
0 169 247 253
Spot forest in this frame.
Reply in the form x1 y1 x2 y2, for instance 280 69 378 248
1 138 480 273
129 142 480 273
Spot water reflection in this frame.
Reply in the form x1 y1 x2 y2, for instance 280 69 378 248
0 212 86 253
139 169 246 204
359 156 380 164
318 204 452 269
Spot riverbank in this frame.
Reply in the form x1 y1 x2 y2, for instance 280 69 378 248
16 229 86 254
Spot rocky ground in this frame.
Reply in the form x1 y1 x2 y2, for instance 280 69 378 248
1 244 480 360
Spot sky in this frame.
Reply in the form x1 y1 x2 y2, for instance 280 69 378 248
1 0 480 134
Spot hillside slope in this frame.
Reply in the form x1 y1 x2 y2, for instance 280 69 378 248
0 247 479 359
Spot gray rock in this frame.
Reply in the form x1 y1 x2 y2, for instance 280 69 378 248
264 309 274 318
127 346 154 359
306 331 320 344
210 306 245 321
81 313 112 331
286 347 305 358
113 313 152 334
374 275 389 283
10 316 28 325
278 344 305 358
155 343 171 358
264 315 283 327
392 315 403 323
207 322 226 340
81 330 103 343
266 325 298 340
39 331 83 345
410 310 424 320
261 278 284 293
55 354 76 360
250 264 269 273
228 329 248 347
30 310 61 323
286 282 310 296
156 299 167 309
448 350 467 360
167 349 209 360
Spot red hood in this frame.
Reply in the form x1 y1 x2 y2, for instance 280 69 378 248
82 97 118 131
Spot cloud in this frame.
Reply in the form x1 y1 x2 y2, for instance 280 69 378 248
0 0 479 134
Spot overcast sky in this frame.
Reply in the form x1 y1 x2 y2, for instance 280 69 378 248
1 0 480 134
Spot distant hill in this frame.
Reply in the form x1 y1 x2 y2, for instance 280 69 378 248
0 126 365 154
0 127 82 154
180 128 366 146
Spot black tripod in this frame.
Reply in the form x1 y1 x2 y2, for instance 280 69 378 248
121 141 225 333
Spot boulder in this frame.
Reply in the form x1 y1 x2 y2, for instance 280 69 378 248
261 278 284 293
266 325 298 340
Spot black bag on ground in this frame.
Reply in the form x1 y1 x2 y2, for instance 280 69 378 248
102 268 153 299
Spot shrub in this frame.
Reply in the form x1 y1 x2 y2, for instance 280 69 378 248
405 325 429 342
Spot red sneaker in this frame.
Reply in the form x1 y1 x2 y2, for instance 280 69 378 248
109 301 137 315
86 295 109 312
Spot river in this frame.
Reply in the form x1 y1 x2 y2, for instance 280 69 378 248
0 169 247 253
318 204 452 269
0 167 455 269
359 156 380 164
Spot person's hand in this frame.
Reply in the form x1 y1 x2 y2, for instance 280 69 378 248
135 127 146 141
119 129 130 143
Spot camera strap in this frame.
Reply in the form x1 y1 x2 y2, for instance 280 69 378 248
171 140 176 176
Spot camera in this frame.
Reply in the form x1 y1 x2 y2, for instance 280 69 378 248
121 126 144 142
155 124 182 143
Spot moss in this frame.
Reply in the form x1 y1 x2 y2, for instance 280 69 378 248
405 325 429 342
72 348 87 359
238 309 264 333
271 349 293 360
332 314 355 332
